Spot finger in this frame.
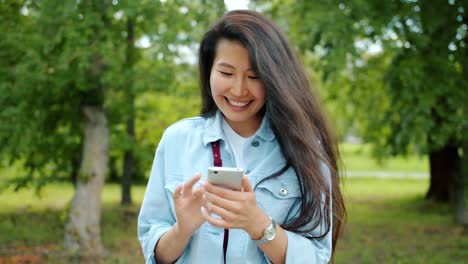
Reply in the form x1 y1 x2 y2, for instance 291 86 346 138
201 206 230 229
203 181 238 200
192 185 204 198
203 191 241 213
184 172 201 191
173 184 183 199
204 200 237 222
242 176 253 192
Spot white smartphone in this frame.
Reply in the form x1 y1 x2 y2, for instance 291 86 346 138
207 166 244 191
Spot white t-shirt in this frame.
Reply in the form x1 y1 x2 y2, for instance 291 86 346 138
222 118 251 169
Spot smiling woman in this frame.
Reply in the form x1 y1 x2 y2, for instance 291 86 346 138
138 10 346 264
209 39 266 137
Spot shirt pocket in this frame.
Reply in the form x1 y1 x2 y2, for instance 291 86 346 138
255 177 301 224
164 174 185 194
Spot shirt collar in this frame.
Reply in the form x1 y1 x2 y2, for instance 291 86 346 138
202 110 276 146
256 113 275 141
202 111 225 146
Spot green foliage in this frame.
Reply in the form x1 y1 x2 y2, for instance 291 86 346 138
110 92 201 181
105 0 225 182
0 0 113 189
0 0 225 189
253 0 468 158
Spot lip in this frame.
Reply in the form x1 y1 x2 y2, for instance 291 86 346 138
225 97 252 109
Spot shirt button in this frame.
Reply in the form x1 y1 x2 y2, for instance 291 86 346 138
279 188 288 196
251 140 260 147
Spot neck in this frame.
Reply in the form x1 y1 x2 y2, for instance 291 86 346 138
225 115 263 137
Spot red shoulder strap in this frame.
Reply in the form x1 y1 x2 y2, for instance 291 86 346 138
210 140 228 263
211 140 222 167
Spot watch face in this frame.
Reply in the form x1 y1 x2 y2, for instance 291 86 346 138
266 226 276 240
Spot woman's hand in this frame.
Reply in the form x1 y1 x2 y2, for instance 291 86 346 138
173 173 205 236
200 176 270 239
154 173 206 263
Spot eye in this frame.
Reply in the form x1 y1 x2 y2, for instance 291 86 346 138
218 71 233 76
248 76 259 80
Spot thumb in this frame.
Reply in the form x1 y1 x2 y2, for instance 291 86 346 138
242 176 253 192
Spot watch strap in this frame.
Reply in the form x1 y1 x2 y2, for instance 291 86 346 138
255 217 277 244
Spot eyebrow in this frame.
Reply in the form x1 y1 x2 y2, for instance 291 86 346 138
215 62 254 72
216 62 235 69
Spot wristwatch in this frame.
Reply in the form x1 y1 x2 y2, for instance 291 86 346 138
254 217 277 244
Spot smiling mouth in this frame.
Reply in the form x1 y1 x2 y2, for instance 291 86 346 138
226 98 252 108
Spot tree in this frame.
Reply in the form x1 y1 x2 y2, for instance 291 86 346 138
0 0 112 254
105 0 226 205
457 31 468 225
253 0 467 222
62 1 112 255
0 0 84 190
0 0 227 257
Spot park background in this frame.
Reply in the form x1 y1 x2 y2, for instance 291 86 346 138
0 0 467 263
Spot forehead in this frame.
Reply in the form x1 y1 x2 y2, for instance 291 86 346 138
213 39 253 69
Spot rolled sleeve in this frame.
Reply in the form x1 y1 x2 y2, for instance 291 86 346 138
281 162 333 264
284 229 331 264
139 224 172 264
138 132 176 264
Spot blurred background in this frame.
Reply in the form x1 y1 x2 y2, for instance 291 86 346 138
0 0 467 263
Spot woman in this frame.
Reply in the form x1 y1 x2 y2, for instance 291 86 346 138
138 10 345 264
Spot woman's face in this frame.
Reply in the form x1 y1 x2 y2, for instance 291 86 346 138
210 39 266 137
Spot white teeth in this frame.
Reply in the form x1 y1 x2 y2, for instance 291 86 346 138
228 99 249 107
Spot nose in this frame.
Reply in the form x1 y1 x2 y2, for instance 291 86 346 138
231 76 249 97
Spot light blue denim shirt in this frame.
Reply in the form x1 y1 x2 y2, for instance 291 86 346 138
138 111 332 263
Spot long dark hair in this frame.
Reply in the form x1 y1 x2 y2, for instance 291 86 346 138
198 10 346 257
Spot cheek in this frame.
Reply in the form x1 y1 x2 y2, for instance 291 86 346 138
252 83 266 101
210 74 230 96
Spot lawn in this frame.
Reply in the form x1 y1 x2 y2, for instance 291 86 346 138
1 178 466 263
340 143 429 173
0 183 147 263
1 144 466 263
336 177 467 263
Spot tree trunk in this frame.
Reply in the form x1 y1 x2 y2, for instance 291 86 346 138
456 27 468 225
71 150 80 188
64 105 108 256
455 17 468 227
456 137 468 225
121 17 135 205
426 144 461 202
108 155 119 183
121 117 134 205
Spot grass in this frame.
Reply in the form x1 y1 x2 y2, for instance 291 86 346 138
0 184 147 263
337 177 468 263
0 144 464 263
340 143 429 173
1 179 467 263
